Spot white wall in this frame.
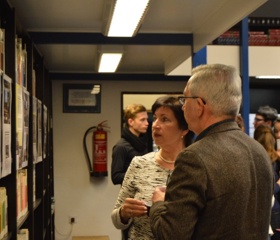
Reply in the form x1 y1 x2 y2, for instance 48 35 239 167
52 80 186 240
208 45 280 77
170 46 280 77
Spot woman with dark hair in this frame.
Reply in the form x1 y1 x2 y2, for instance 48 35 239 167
254 124 280 240
111 96 194 239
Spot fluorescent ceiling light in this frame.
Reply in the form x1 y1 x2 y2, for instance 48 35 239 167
98 53 122 72
91 85 100 94
256 75 280 79
107 0 150 37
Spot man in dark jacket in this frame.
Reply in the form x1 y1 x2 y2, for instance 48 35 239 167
111 104 149 185
111 103 149 240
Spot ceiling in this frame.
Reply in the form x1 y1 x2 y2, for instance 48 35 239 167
7 0 277 80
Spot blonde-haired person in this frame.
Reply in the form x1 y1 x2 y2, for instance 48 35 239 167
111 103 149 240
254 124 280 240
111 104 149 186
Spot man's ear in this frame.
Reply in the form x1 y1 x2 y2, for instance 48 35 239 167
196 98 205 117
127 118 134 127
197 97 205 106
266 120 273 127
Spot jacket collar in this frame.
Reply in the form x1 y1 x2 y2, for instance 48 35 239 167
195 119 236 142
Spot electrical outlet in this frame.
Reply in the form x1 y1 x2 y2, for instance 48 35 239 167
69 216 76 224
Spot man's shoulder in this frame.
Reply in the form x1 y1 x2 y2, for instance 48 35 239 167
113 138 131 147
184 129 261 155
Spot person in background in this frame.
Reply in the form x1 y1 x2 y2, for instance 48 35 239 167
274 118 280 156
254 105 278 129
111 104 149 186
111 96 194 240
111 104 149 240
274 118 280 139
150 63 274 239
254 124 280 240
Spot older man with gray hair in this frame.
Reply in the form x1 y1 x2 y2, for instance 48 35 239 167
150 63 273 240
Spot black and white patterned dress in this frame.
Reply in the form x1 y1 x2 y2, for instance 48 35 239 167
111 152 171 240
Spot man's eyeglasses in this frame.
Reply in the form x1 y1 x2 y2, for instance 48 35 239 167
254 118 265 122
178 96 206 105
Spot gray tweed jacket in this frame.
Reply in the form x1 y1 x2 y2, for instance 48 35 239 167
150 121 273 240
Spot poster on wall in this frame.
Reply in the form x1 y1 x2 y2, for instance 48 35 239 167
1 74 12 177
63 84 101 113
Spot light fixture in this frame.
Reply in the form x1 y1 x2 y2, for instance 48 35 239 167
97 46 124 73
106 0 151 37
91 85 101 94
256 75 280 79
98 53 123 72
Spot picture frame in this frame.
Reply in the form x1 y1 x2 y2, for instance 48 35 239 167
63 84 101 113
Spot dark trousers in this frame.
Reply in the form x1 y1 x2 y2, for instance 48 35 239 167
271 232 280 240
271 211 280 240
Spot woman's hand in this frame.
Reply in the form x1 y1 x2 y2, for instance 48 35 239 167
152 186 166 203
120 198 147 223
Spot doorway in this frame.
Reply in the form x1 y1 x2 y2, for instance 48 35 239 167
121 92 181 151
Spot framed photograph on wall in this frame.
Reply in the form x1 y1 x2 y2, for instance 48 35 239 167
63 84 101 113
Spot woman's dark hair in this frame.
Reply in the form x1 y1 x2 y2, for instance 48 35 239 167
151 96 194 147
254 124 278 162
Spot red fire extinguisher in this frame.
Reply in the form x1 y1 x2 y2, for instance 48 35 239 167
83 121 109 177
